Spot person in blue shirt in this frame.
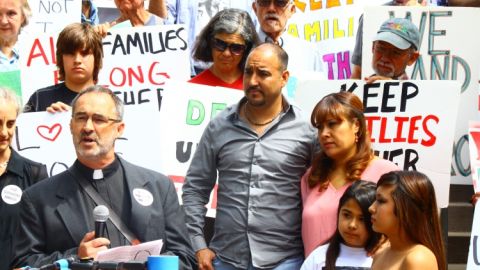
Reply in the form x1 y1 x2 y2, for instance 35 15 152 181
81 0 99 25
0 0 31 71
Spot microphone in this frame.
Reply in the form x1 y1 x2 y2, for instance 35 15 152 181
93 205 109 238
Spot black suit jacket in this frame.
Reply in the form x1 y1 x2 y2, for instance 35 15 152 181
11 157 196 269
0 149 47 270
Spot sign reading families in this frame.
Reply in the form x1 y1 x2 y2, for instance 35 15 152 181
18 24 191 107
295 79 461 207
361 6 480 184
27 0 81 33
97 24 191 102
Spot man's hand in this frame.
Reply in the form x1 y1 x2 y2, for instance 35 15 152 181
46 101 71 113
364 74 392 84
78 231 110 260
196 248 216 270
94 21 116 38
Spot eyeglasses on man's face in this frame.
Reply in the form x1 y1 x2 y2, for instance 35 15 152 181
211 38 246 56
73 113 122 126
373 43 411 58
256 0 291 8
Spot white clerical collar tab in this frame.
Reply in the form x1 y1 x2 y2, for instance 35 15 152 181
93 169 103 180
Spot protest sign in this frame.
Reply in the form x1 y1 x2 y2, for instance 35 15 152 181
97 25 191 100
19 32 59 103
467 203 480 269
361 6 480 184
19 24 191 107
295 79 461 207
26 0 81 33
287 3 362 80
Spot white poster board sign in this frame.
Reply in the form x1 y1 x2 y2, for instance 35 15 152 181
98 25 191 92
295 79 461 207
467 203 480 269
361 6 480 184
19 32 60 104
26 0 81 33
19 24 191 107
287 4 363 79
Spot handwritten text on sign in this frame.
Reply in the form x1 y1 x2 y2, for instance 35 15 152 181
295 79 461 208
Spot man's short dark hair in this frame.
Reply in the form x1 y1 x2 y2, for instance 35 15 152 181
71 85 124 120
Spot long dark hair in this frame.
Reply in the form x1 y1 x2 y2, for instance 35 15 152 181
376 171 446 270
324 180 382 270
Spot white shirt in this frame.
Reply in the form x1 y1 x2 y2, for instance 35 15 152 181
301 243 372 270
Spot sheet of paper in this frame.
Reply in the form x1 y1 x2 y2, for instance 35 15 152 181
97 239 163 262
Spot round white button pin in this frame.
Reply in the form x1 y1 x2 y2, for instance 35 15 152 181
132 188 154 206
1 185 23 205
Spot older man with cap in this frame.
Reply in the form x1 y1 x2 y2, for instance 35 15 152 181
365 17 420 83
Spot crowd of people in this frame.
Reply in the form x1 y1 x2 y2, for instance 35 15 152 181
1 0 479 269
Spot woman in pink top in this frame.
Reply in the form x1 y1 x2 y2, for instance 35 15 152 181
301 91 399 257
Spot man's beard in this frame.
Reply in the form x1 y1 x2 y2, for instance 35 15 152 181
373 60 395 78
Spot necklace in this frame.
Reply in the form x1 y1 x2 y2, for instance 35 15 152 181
0 161 7 169
243 102 282 126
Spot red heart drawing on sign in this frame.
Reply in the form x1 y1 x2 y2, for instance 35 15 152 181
37 123 62 142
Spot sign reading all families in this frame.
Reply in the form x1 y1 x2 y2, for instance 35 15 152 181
295 79 461 207
19 24 190 107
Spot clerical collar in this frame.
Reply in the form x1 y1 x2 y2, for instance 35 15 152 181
74 158 120 180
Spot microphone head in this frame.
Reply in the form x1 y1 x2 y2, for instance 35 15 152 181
93 205 109 222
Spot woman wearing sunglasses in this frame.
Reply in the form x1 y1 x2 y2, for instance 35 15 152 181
190 8 259 90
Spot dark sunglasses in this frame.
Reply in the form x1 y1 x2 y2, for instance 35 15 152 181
211 38 246 56
256 0 291 8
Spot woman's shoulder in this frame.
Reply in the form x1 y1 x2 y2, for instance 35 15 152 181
402 245 438 270
362 157 401 182
369 157 400 170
